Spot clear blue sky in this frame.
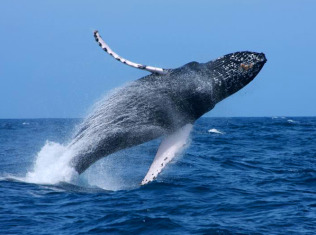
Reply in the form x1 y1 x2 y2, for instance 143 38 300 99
1 0 315 118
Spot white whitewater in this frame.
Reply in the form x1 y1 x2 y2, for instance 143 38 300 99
24 141 78 185
22 139 137 190
208 128 224 134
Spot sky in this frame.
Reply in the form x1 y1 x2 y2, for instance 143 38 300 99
0 0 315 118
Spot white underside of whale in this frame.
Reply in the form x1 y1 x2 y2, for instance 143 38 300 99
141 124 193 185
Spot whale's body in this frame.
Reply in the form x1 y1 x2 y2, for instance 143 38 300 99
71 62 213 174
70 32 267 184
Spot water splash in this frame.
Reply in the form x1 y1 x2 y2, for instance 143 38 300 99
22 139 145 190
81 154 141 191
24 141 78 185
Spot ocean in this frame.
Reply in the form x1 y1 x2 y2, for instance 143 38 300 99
0 117 315 234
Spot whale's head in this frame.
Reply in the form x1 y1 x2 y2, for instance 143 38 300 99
206 51 267 103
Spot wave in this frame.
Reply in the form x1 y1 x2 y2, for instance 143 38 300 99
287 119 298 124
208 128 224 134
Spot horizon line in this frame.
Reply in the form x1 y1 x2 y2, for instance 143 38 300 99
0 115 315 120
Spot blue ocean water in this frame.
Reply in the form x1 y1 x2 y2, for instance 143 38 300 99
0 117 315 234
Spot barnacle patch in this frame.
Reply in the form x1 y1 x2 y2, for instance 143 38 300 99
240 63 254 71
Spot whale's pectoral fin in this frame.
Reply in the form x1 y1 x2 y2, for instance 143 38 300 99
141 124 193 185
94 30 168 75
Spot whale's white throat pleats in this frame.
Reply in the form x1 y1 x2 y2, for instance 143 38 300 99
94 30 167 75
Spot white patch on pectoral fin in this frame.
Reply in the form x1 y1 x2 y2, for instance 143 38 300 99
141 124 193 185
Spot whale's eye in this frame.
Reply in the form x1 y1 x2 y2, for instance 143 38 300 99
240 63 253 71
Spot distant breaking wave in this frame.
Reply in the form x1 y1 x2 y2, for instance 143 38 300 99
208 128 224 134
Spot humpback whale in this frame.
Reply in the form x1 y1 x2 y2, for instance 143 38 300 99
70 31 267 185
